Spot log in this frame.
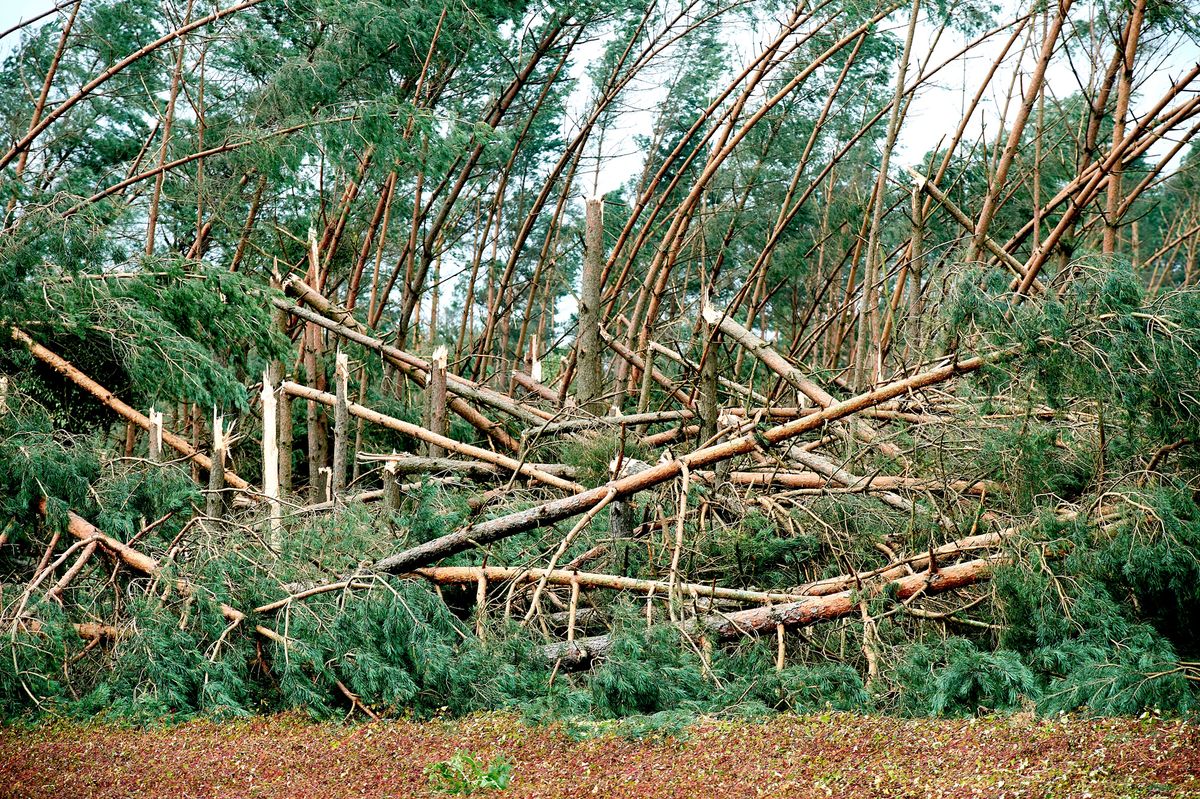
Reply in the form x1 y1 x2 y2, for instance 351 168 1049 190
414 565 808 605
371 349 1005 574
526 409 694 437
511 370 559 404
39 498 283 643
13 327 252 492
148 407 164 462
700 304 905 460
794 513 1075 596
282 381 584 493
693 469 997 495
357 453 575 480
545 555 1001 665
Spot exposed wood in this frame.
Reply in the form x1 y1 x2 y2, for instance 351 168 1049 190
428 346 448 457
148 407 164 463
413 565 812 604
261 370 282 550
282 381 584 493
206 410 227 520
546 555 1001 665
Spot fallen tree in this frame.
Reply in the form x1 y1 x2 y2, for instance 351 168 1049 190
544 555 1003 665
282 381 584 493
12 327 252 492
372 349 1004 574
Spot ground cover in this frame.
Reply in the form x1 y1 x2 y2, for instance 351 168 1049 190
2 712 1196 798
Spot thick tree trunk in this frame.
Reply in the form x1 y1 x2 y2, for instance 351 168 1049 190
576 198 606 413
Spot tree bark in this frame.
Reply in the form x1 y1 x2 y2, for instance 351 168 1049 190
576 198 606 414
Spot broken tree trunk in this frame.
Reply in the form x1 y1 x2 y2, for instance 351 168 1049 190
428 346 448 457
148 407 164 463
206 410 227 520
576 198 606 414
281 381 584 493
12 327 252 492
261 370 282 550
371 349 1005 574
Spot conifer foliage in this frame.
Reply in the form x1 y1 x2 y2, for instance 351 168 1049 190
1 0 1199 725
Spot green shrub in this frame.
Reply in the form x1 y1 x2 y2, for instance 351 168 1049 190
426 752 513 794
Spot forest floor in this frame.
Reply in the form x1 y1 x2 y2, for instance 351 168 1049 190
1 712 1197 798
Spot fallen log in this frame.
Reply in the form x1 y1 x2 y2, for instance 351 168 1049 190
371 348 1006 574
38 498 283 643
357 453 576 480
795 511 1077 596
282 381 584 493
526 409 695 437
413 565 809 605
694 470 997 495
13 327 252 492
510 370 560 404
544 555 1001 665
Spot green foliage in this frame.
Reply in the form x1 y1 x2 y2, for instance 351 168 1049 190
703 509 823 587
894 638 1038 716
559 433 649 487
426 752 513 794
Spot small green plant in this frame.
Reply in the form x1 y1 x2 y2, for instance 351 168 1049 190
425 752 513 795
